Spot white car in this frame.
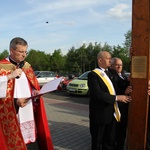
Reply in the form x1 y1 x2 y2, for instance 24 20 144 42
34 71 57 86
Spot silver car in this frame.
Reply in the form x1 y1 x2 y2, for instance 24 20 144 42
34 71 57 86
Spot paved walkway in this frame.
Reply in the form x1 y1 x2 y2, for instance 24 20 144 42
44 97 91 150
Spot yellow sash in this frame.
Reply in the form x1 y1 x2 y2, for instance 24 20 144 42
93 69 121 122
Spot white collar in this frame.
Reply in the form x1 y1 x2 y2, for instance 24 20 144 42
100 67 105 72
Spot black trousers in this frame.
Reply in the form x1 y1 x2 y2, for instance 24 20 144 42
115 105 128 150
26 141 39 150
90 118 116 150
115 119 127 150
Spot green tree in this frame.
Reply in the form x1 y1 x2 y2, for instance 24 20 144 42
86 42 94 70
86 42 113 70
0 29 131 74
26 49 51 71
76 43 89 73
65 46 81 75
123 29 132 49
50 49 65 74
123 29 132 56
112 45 130 71
101 42 113 54
0 50 9 60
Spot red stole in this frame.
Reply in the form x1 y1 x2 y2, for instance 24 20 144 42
0 58 54 150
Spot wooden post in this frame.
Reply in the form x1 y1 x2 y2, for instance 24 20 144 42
126 0 150 149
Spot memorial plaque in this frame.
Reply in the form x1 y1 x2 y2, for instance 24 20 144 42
131 56 147 78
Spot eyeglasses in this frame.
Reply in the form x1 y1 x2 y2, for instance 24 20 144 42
115 64 123 67
13 49 28 55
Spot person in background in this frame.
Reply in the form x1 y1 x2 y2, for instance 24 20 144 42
88 51 132 150
110 57 132 150
0 37 54 150
147 80 150 150
148 80 150 95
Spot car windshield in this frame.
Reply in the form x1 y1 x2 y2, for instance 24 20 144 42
78 71 90 80
34 71 55 77
125 72 130 78
34 71 40 76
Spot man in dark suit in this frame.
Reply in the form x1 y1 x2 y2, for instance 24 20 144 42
110 57 132 150
88 51 132 150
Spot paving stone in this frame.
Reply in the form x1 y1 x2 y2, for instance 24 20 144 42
44 98 91 150
44 97 127 150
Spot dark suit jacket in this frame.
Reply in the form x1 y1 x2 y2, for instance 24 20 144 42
110 70 129 95
109 69 130 119
88 70 116 124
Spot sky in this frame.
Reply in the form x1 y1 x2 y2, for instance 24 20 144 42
0 0 132 55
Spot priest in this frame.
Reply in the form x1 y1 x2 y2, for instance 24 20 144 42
0 37 54 150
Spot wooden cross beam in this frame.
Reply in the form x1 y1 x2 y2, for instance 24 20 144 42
126 0 150 149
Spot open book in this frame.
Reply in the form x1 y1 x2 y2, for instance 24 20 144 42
26 77 62 100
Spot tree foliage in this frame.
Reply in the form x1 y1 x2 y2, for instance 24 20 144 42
123 29 132 50
0 50 9 60
0 30 131 75
50 49 65 73
25 49 51 71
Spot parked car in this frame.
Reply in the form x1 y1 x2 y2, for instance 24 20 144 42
34 71 57 86
58 74 75 90
66 71 90 96
125 72 130 78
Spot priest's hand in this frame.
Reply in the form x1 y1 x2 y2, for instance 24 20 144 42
32 90 40 96
16 98 29 108
32 90 43 99
7 69 22 80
